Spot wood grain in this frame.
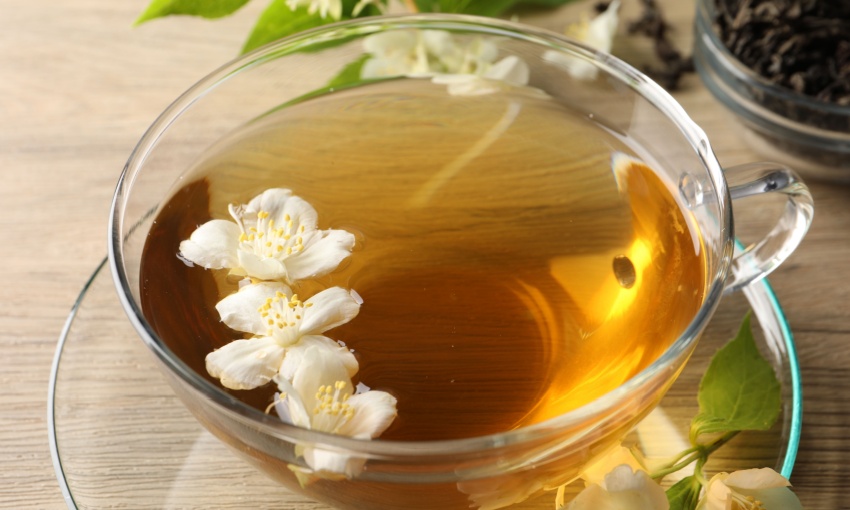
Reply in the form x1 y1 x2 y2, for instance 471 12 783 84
2 0 849 508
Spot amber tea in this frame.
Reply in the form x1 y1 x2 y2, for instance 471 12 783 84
140 78 706 442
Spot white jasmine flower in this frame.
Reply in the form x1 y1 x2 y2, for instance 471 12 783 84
206 282 360 390
274 346 397 477
457 475 547 510
352 0 385 16
179 188 355 284
579 446 649 487
360 30 532 96
563 465 669 510
543 0 620 80
285 0 342 20
698 468 803 510
431 55 534 97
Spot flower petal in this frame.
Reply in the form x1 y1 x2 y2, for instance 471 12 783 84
724 468 791 490
290 345 352 412
285 229 356 281
302 446 367 478
246 188 293 217
737 487 804 510
363 31 416 59
584 0 620 54
216 282 291 335
237 250 289 281
178 219 240 269
580 447 647 487
274 377 312 429
205 337 285 390
299 286 361 335
568 466 668 510
337 390 398 439
278 194 319 232
279 334 358 383
485 56 529 86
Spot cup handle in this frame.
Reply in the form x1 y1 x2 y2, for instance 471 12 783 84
723 162 814 294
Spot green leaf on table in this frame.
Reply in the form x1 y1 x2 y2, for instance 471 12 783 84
666 476 701 510
241 0 332 53
690 313 781 442
413 0 575 17
135 0 251 25
326 54 371 89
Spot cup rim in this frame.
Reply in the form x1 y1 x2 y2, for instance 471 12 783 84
108 13 734 458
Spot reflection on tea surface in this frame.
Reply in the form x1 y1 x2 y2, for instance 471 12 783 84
140 79 706 441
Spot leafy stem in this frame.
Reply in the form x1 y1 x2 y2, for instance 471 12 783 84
650 430 739 480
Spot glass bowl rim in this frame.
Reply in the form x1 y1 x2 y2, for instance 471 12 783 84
108 13 735 458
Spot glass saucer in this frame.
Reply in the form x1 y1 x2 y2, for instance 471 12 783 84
49 259 801 509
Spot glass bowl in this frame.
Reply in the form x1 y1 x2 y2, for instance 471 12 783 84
694 0 850 182
108 14 812 510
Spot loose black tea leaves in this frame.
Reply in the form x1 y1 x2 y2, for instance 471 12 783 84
713 0 850 105
627 0 695 91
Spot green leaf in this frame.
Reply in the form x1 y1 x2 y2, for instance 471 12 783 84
326 54 371 89
690 313 781 442
413 0 575 16
135 0 250 25
666 476 702 510
241 0 332 53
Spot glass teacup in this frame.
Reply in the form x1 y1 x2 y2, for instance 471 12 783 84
109 15 812 510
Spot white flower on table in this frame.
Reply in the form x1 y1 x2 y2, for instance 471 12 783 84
206 282 361 390
274 346 397 479
285 0 342 20
543 0 620 80
697 468 803 510
563 465 669 510
360 30 533 96
179 188 355 284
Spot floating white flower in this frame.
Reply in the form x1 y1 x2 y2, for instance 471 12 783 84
360 30 533 96
285 0 342 20
275 346 397 478
563 465 669 510
179 188 355 284
206 282 361 390
697 468 803 510
543 0 620 80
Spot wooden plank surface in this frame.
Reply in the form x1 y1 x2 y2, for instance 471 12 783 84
1 0 848 508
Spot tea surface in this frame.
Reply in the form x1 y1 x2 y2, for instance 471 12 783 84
140 79 706 440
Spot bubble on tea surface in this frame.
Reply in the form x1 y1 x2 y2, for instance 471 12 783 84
613 255 636 289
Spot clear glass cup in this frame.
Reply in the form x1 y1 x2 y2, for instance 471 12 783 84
108 15 813 510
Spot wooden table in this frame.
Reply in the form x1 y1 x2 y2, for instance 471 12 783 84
2 0 848 508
